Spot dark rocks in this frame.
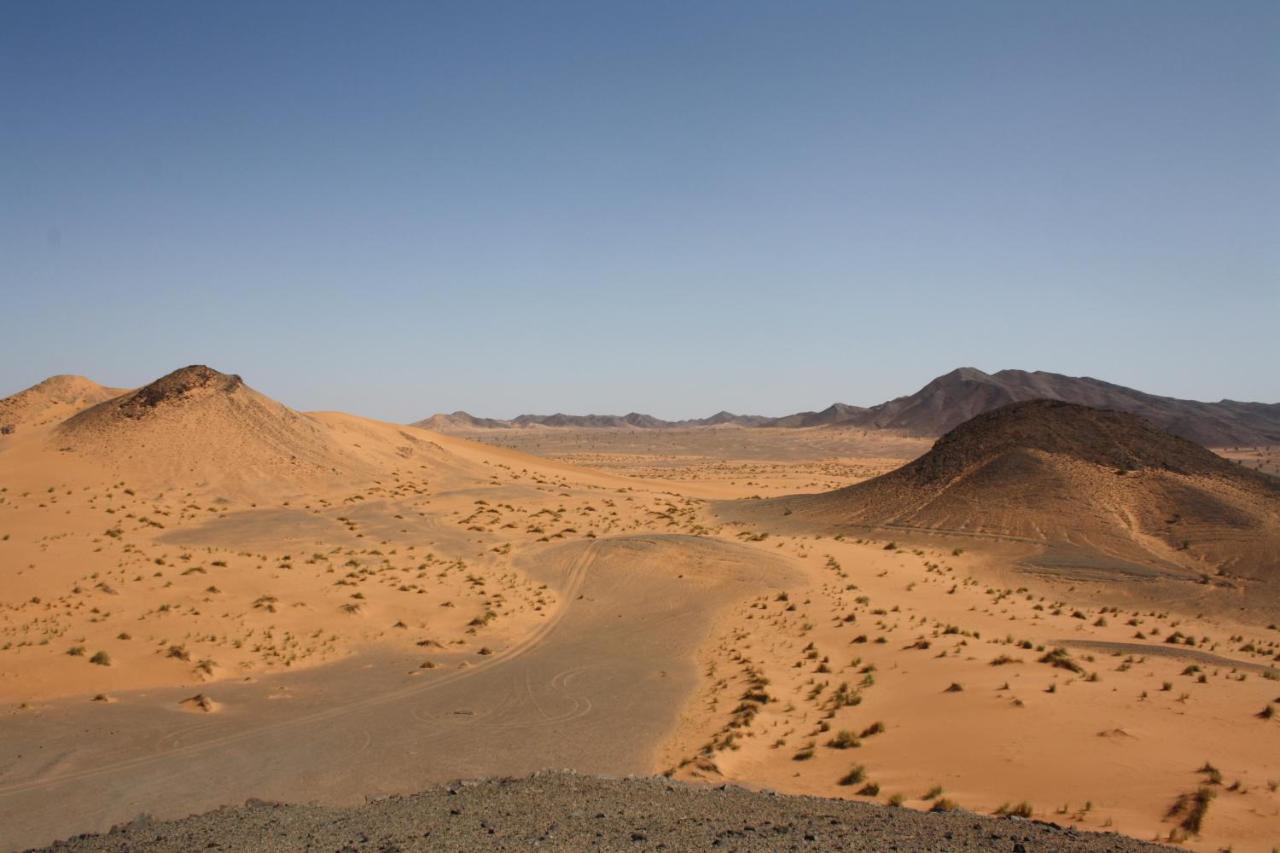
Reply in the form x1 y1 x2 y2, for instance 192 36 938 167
37 772 1173 852
117 366 243 418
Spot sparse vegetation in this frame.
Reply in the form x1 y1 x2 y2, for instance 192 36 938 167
994 801 1033 818
826 730 860 749
858 721 885 738
1038 647 1084 674
837 765 866 786
1167 786 1215 835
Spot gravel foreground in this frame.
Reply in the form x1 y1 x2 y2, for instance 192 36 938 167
37 772 1171 852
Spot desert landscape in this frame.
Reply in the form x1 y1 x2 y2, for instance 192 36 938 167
0 366 1277 851
6 3 1276 850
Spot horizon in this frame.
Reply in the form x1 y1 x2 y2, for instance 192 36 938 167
8 362 1278 423
3 1 1278 421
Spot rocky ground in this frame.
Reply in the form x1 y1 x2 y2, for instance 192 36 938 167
39 772 1170 852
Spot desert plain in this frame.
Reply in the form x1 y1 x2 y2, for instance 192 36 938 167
1 367 1278 851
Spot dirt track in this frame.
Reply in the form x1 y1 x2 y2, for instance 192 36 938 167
0 536 791 851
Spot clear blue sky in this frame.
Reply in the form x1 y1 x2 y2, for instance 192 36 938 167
3 1 1277 420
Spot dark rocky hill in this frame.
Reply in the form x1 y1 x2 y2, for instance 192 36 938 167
723 401 1280 593
831 368 1280 446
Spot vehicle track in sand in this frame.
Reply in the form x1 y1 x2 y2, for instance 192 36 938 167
0 542 597 802
0 535 790 851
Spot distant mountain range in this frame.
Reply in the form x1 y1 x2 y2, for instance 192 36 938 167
412 368 1280 447
415 410 774 431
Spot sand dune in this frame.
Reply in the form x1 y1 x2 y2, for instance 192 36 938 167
0 375 124 434
722 401 1280 614
55 366 389 493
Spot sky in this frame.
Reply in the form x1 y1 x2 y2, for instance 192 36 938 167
2 1 1277 421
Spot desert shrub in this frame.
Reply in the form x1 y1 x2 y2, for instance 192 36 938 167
1038 647 1084 673
827 730 860 749
837 765 866 786
1197 762 1223 785
1168 787 1215 834
995 801 1033 818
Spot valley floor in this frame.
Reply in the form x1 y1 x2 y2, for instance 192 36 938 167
1 426 1277 851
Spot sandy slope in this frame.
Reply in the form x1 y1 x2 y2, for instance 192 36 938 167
0 376 125 434
722 401 1280 622
661 535 1280 850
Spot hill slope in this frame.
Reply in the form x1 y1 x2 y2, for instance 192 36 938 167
770 402 871 429
727 400 1280 584
0 375 125 433
52 366 455 493
414 411 514 431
